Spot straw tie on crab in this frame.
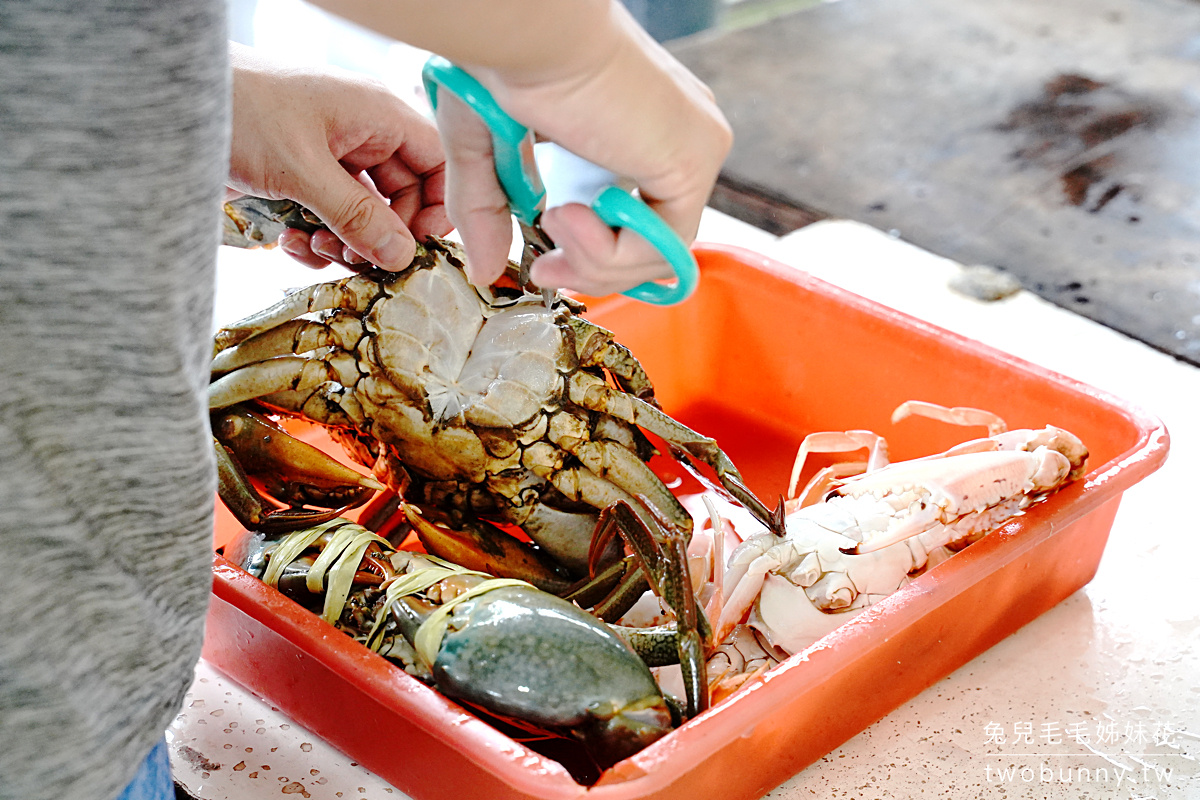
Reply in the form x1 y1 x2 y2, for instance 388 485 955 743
262 519 392 625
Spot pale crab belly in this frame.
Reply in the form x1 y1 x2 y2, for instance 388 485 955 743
426 306 565 428
752 575 849 654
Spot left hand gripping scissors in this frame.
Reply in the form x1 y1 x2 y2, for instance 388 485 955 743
421 56 700 307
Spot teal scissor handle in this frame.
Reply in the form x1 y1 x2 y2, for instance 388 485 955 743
590 186 699 305
422 56 544 225
421 56 699 306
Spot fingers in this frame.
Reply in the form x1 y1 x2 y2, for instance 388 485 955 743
278 228 367 270
533 203 675 296
436 94 515 285
366 157 451 241
228 46 450 272
435 6 729 295
277 159 451 272
277 229 333 270
292 160 417 271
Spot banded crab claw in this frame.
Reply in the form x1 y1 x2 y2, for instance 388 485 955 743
681 402 1088 700
227 517 677 773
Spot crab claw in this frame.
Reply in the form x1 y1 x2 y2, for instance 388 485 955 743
214 406 383 504
214 438 360 534
400 504 574 595
213 405 383 533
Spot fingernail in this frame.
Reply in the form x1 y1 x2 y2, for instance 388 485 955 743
343 248 367 265
315 241 342 262
372 232 409 269
464 258 492 288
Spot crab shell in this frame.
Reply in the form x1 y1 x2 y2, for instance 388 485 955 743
426 583 675 769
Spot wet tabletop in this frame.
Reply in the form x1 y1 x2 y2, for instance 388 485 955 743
174 213 1198 799
670 0 1200 366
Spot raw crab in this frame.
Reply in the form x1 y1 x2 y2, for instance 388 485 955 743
226 516 677 773
666 401 1089 702
209 223 778 715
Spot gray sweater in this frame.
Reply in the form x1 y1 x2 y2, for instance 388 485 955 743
0 2 228 799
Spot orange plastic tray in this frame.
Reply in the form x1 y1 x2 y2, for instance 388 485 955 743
205 244 1168 800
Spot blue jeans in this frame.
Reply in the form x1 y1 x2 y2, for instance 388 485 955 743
116 737 174 800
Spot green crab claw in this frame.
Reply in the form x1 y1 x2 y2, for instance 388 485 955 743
575 695 677 771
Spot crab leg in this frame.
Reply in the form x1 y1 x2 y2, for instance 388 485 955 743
567 317 657 403
523 440 713 714
591 500 710 718
209 353 361 410
568 371 782 536
572 557 652 622
213 273 378 355
212 313 365 374
891 400 1008 435
787 430 889 506
573 440 692 533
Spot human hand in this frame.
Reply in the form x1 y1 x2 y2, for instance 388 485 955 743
434 4 731 294
227 43 451 270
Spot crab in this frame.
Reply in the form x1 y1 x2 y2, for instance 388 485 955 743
667 401 1090 702
226 516 678 773
210 214 780 715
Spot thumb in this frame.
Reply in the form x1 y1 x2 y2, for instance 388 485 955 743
299 162 416 270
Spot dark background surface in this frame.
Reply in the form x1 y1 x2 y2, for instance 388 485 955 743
673 0 1200 365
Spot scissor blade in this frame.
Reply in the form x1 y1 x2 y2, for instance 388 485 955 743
517 220 559 308
518 240 539 287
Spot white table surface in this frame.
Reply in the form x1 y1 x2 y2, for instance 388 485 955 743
176 210 1199 799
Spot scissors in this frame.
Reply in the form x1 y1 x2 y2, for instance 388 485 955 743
421 56 699 306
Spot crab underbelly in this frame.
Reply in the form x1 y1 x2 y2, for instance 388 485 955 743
365 404 488 481
438 308 564 427
366 304 567 483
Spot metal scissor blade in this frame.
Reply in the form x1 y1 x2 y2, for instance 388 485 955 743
517 220 559 308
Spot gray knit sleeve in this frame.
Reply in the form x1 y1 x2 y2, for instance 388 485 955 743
0 2 229 799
